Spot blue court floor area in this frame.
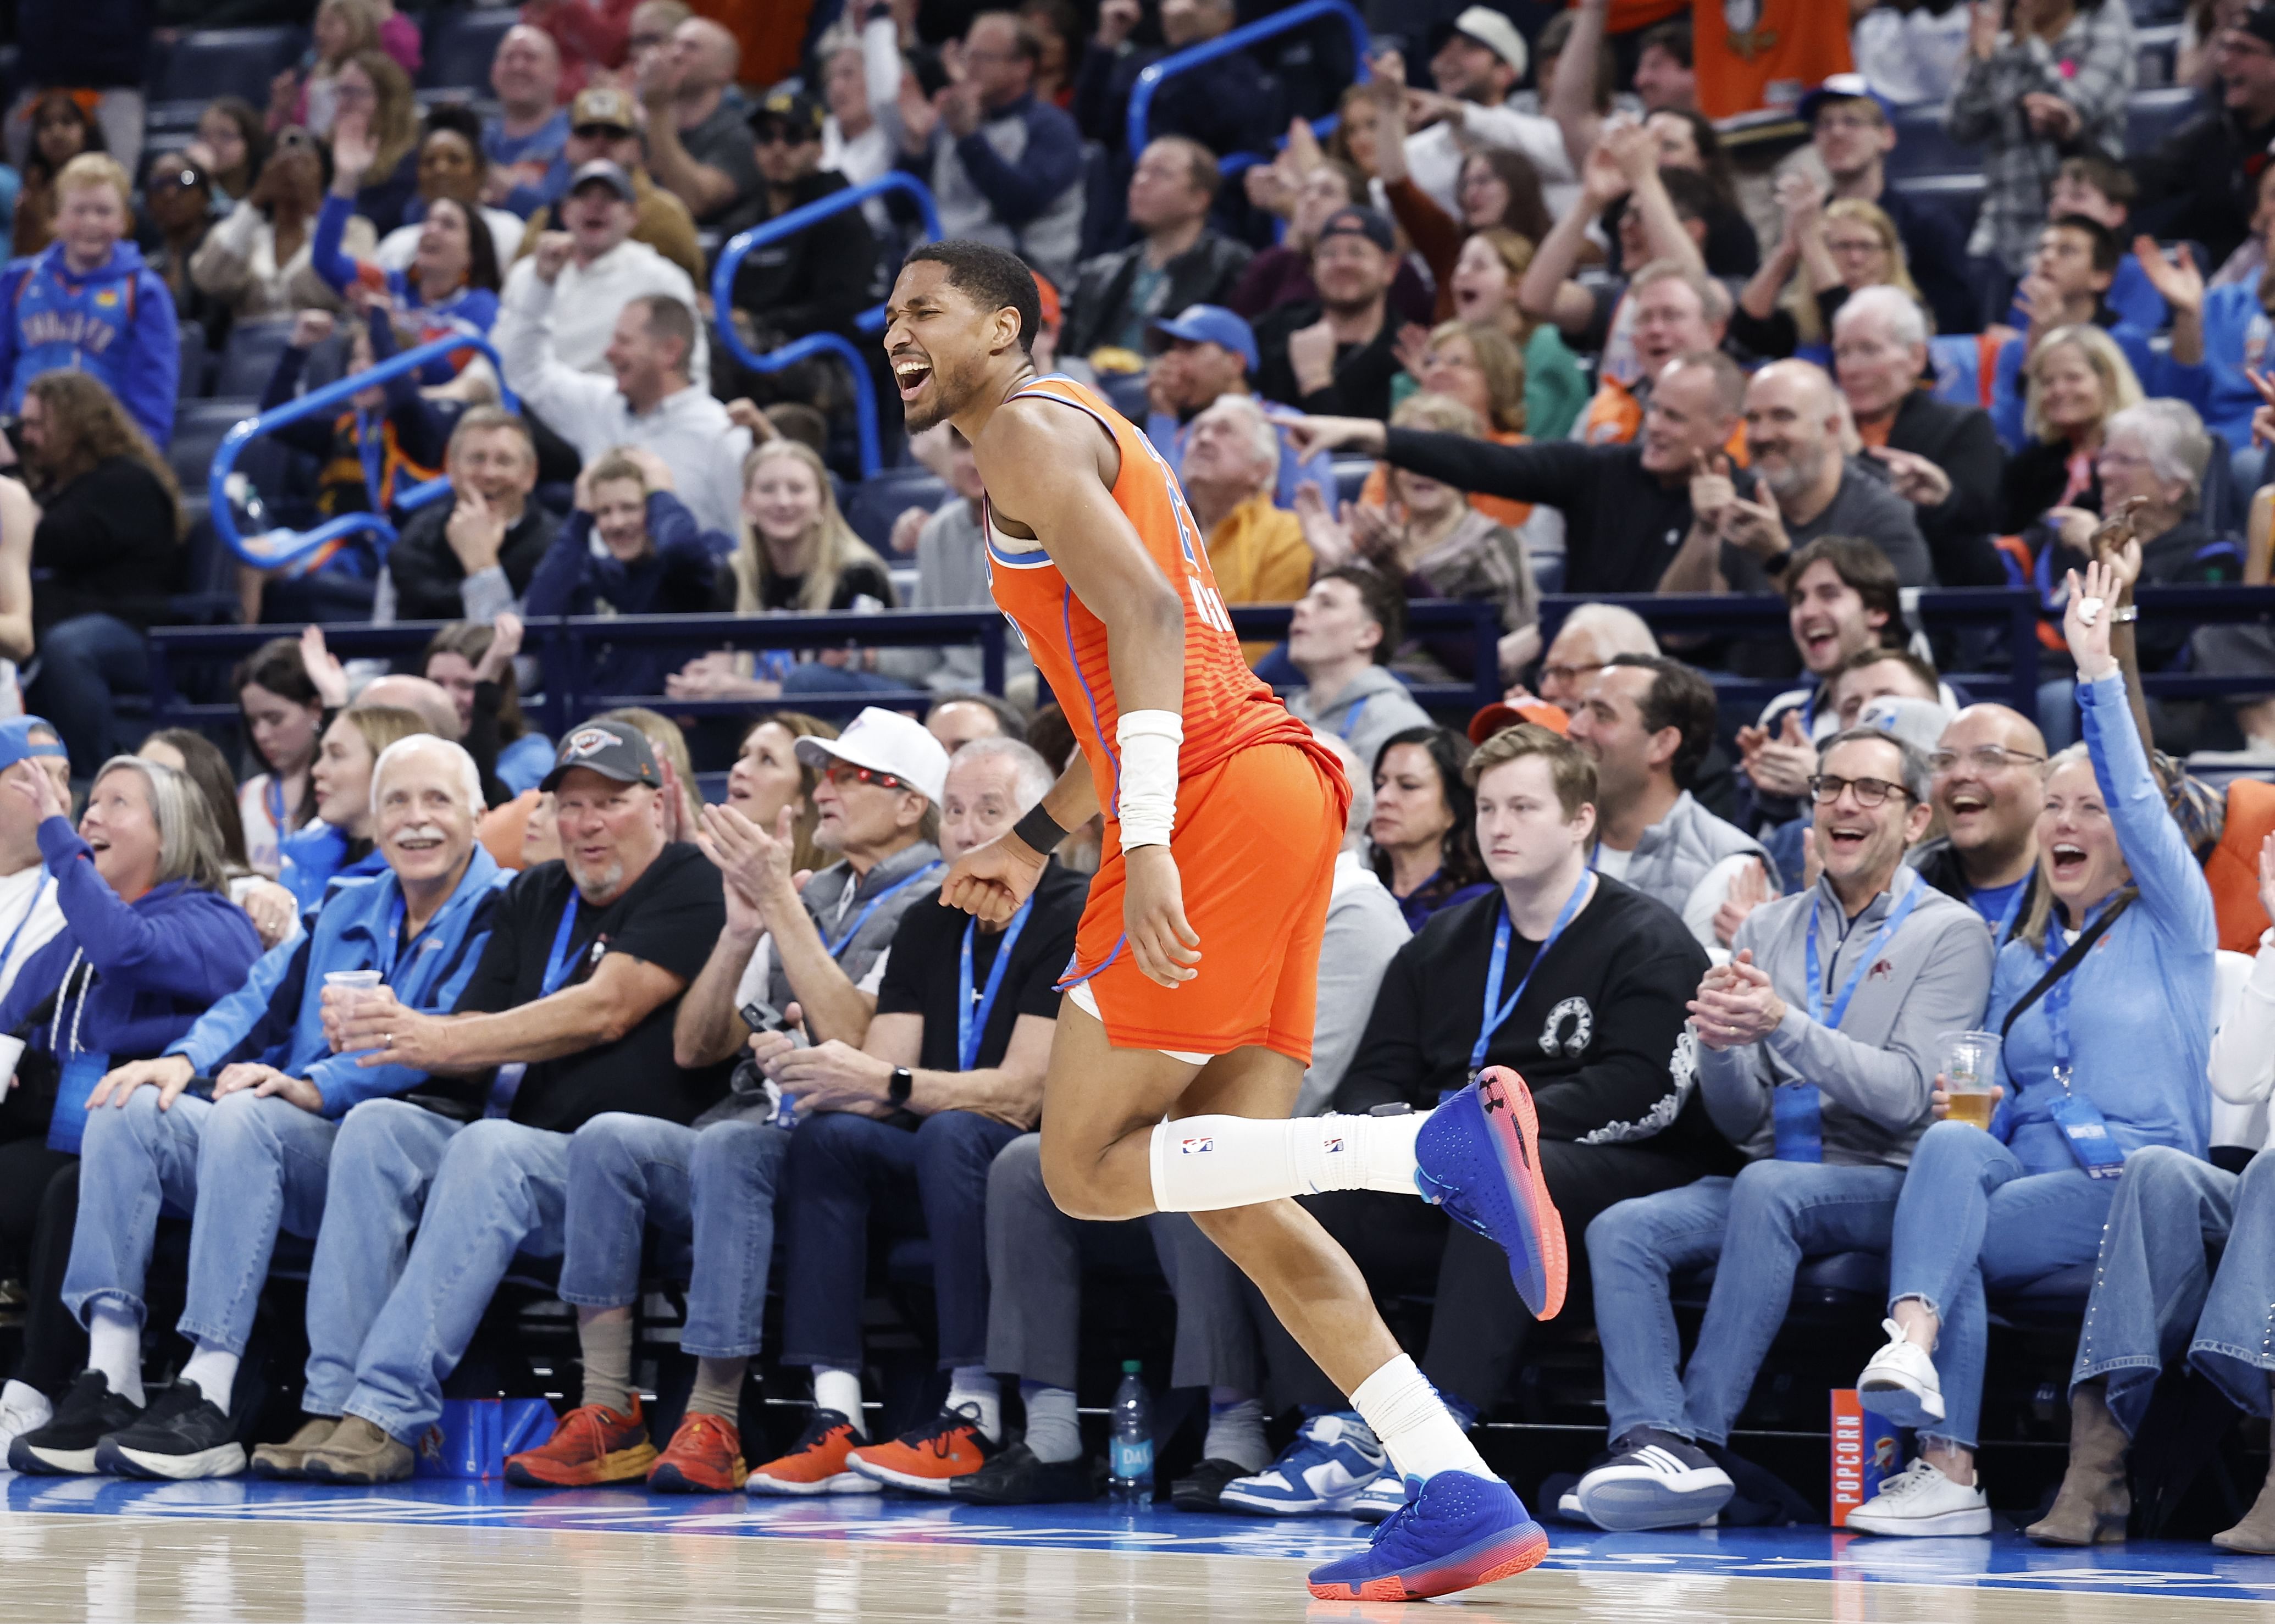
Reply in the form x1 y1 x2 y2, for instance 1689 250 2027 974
6 1472 2273 1605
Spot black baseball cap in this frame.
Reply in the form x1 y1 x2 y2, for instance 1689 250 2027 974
2240 3 2275 48
749 87 824 139
1316 204 1395 254
541 720 662 792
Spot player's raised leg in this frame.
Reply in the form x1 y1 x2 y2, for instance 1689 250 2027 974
1037 1013 1554 1601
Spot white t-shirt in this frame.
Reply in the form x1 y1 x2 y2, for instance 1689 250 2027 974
0 862 68 1006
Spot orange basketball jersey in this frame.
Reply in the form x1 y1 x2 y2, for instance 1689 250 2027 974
981 373 1332 816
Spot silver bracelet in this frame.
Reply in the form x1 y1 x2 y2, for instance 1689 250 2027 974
2108 606 2139 623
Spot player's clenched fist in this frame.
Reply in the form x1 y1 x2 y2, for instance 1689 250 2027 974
940 832 1047 926
1123 845 1199 989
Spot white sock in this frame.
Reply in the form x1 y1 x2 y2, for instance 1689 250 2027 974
88 1302 146 1409
1350 1355 1491 1485
180 1344 240 1413
1020 1383 1082 1464
946 1366 1003 1442
1148 1113 1426 1212
812 1367 865 1437
1 1377 52 1432
1202 1392 1269 1472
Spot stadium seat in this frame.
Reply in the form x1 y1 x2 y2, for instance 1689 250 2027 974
1887 103 1980 178
212 318 298 399
2127 0 2185 23
2136 22 2183 87
2127 86 2208 156
844 467 949 553
1332 458 1372 506
177 324 208 400
145 27 307 138
168 398 260 494
420 9 519 91
1889 173 1986 253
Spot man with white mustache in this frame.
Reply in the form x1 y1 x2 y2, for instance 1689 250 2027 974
49 737 510 1481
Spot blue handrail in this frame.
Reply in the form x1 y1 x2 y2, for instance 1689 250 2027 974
1127 0 1370 165
207 333 518 572
712 172 944 479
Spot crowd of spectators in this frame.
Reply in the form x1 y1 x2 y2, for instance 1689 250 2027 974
0 0 2272 1555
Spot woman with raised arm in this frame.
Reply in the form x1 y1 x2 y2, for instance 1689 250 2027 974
1842 551 2217 1539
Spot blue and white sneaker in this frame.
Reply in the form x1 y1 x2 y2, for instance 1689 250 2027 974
1571 1427 1734 1531
1307 1471 1551 1601
1215 1412 1386 1516
1349 1468 1405 1524
1414 1067 1568 1320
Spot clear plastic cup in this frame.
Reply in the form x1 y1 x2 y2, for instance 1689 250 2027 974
1940 1029 2001 1129
323 969 384 1015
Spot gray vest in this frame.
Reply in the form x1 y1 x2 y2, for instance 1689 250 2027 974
1621 791 1772 916
767 840 944 1012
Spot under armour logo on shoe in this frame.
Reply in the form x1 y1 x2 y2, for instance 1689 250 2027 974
1180 1137 1215 1154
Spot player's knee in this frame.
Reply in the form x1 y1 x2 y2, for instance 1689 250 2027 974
1037 1136 1141 1223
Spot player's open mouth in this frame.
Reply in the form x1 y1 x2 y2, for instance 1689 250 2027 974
892 356 934 401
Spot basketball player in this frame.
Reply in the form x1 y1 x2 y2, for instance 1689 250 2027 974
885 240 1559 1603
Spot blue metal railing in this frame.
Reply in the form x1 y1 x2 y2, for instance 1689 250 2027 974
207 334 518 572
711 172 944 479
1127 0 1370 173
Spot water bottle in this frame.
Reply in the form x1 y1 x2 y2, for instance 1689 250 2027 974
1107 1360 1154 1504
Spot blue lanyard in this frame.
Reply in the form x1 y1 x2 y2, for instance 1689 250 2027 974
357 406 385 512
1988 880 2027 952
381 889 406 975
822 862 943 961
540 895 585 996
2044 921 2077 1086
266 776 288 838
957 896 1034 1072
1333 696 1366 740
1469 873 1591 1076
1803 877 1925 1031
0 875 53 977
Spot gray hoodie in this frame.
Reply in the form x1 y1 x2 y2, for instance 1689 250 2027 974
1288 665 1433 778
1698 864 1995 1167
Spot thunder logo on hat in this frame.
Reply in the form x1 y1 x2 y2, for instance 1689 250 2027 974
541 720 662 791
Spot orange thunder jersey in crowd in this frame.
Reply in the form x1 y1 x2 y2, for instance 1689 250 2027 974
980 373 1348 1060
1695 0 1855 120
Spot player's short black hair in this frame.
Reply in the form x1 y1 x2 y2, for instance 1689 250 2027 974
903 239 1042 354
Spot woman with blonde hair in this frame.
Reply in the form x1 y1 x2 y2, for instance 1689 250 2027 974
669 440 896 702
1369 322 1538 531
1739 184 1929 362
268 0 383 137
325 49 423 236
2001 325 2146 535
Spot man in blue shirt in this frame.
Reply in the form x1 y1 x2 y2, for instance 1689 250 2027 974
1144 304 1332 509
482 25 571 218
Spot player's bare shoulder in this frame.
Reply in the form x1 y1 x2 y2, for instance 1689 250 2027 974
972 391 1121 539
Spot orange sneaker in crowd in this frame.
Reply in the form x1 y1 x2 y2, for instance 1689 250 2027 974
846 1406 999 1495
648 1409 748 1494
503 1395 658 1488
747 1409 871 1495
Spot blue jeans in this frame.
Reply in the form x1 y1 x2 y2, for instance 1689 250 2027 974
1887 1120 2116 1451
64 1088 336 1356
780 1108 1022 1372
337 1113 571 1443
556 1113 787 1360
303 1100 464 1418
2187 1150 2275 1421
782 663 902 696
1588 1161 1907 1446
27 613 151 776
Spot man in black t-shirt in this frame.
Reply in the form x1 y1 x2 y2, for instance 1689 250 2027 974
1224 724 1728 1520
287 721 728 1486
743 738 1083 1499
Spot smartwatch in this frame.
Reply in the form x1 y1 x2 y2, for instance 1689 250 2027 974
889 1067 914 1106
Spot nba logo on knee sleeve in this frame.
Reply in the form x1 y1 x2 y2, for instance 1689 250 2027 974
1180 1137 1215 1154
1322 1137 1343 1154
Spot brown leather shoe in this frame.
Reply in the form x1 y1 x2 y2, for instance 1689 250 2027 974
249 1416 340 1480
301 1416 414 1485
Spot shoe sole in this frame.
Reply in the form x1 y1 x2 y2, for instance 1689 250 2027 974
649 1457 748 1494
1844 1505 1991 1537
98 1439 248 1481
503 1443 658 1489
846 1455 979 1495
747 1470 874 1496
1217 1483 1372 1516
300 1457 413 1486
1857 1378 1944 1428
1574 1470 1734 1532
1348 1497 1401 1525
1307 1517 1552 1601
9 1440 102 1475
247 1452 315 1480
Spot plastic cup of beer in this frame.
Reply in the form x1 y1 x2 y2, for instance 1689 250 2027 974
1940 1030 2001 1129
324 968 383 1014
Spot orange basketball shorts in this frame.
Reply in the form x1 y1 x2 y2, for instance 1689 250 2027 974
1064 740 1346 1063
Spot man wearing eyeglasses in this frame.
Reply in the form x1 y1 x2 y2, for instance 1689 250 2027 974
1907 706 2049 951
1570 728 1992 1531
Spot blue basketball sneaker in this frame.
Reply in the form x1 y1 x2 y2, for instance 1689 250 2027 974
1306 1470 1551 1601
1413 1066 1568 1320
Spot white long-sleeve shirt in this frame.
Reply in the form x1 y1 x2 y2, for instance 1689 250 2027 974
496 273 752 535
2210 932 2275 1154
1404 102 1578 225
491 239 710 387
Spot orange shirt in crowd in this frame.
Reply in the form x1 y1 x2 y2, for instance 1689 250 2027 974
1694 0 1854 120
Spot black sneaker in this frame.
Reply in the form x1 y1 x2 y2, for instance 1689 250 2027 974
1170 1456 1253 1513
949 1442 1097 1506
1571 1425 1734 1531
93 1381 248 1481
8 1372 143 1476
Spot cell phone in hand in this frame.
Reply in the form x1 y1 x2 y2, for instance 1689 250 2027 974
739 1000 810 1049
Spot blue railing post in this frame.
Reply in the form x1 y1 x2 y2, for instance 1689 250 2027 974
1127 0 1370 162
711 173 943 479
208 334 519 573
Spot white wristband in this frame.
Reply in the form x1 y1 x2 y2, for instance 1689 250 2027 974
1115 710 1184 850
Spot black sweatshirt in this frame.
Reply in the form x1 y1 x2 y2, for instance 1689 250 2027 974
31 455 181 632
1381 431 1695 596
1333 877 1712 1148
